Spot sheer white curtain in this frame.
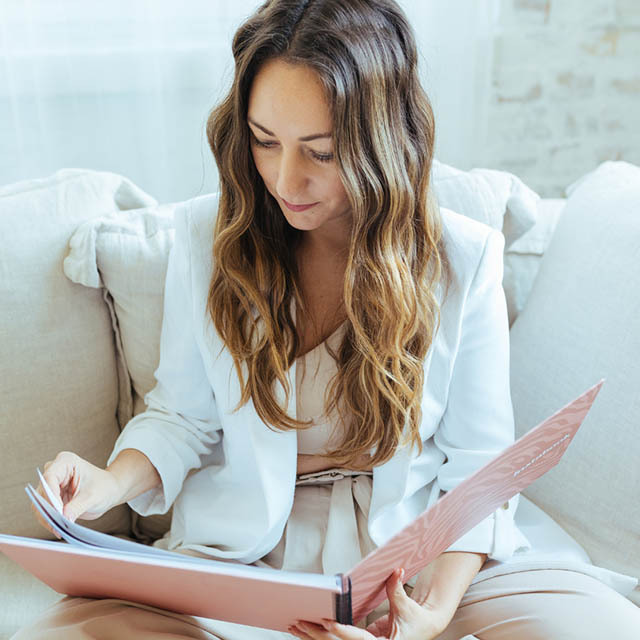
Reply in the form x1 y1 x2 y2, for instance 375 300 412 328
398 0 500 169
0 0 499 203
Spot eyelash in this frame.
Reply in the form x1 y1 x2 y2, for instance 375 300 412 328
250 134 334 163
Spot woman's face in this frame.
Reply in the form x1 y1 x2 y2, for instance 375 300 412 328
247 58 351 236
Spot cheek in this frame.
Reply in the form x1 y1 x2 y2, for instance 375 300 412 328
251 150 272 186
328 174 349 206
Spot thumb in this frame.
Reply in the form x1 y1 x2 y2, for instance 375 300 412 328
386 568 411 617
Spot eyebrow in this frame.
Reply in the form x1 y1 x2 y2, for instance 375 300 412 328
247 118 332 142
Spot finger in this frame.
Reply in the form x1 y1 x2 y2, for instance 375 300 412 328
365 613 390 636
289 622 325 639
29 497 61 539
385 568 412 619
35 483 58 513
319 619 375 639
30 484 60 540
42 464 70 506
288 625 313 640
36 483 48 500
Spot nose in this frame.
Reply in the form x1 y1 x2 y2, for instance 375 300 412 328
275 148 309 202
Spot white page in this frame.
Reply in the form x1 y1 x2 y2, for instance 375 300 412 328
36 468 64 514
26 484 196 559
22 486 338 588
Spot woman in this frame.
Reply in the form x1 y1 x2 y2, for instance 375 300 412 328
17 1 639 638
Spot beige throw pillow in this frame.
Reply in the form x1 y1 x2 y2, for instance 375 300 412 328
432 159 541 323
432 158 539 249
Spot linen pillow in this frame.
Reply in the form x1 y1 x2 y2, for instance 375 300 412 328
431 159 539 249
64 203 178 419
63 197 205 541
509 161 640 606
432 159 542 324
0 168 155 539
502 198 565 326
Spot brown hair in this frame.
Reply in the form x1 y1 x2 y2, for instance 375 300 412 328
205 0 451 469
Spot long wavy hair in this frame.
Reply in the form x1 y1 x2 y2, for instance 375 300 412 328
206 0 451 469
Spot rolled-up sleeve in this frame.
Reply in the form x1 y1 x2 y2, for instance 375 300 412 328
434 229 531 561
106 204 222 516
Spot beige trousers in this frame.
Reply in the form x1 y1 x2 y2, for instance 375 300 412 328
11 568 640 640
11 478 640 639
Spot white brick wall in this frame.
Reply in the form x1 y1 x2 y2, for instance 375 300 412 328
485 0 640 195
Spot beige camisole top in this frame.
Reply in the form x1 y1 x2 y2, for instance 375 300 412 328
295 322 347 455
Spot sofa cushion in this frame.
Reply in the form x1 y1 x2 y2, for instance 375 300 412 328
0 169 156 540
0 554 60 639
509 161 640 605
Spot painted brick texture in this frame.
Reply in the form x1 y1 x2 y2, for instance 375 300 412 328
486 0 640 195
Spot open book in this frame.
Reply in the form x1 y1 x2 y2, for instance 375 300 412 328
0 380 603 632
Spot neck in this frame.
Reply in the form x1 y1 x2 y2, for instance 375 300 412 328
298 217 352 260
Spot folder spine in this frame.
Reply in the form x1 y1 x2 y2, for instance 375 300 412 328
334 575 352 625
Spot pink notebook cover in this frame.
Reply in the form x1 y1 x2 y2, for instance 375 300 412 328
346 379 605 621
0 379 603 631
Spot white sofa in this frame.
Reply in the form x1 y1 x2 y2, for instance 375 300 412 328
1 161 638 638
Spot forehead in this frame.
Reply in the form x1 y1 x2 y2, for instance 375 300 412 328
247 59 332 134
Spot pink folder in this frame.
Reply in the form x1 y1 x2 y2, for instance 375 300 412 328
0 379 604 631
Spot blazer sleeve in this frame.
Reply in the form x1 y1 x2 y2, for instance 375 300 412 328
106 203 222 516
433 228 531 561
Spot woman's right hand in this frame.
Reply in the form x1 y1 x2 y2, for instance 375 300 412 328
31 451 123 537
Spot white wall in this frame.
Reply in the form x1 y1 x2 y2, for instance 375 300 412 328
485 0 640 196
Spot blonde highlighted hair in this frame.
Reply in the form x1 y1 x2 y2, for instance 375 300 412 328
206 0 451 469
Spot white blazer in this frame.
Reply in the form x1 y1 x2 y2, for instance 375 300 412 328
107 193 530 564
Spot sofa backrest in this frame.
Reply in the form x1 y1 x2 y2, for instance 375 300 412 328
509 161 640 603
0 169 156 539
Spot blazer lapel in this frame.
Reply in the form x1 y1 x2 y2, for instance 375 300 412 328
203 317 298 556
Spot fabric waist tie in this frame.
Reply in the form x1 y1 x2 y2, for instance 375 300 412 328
294 469 375 577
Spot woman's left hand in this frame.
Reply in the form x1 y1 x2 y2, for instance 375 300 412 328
288 568 449 640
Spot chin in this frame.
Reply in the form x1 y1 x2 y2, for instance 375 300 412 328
282 213 326 231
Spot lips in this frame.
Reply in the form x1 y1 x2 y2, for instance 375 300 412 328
282 198 319 213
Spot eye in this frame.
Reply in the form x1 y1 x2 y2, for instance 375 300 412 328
250 132 277 149
311 151 334 163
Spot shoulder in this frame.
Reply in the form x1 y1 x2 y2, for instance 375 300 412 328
439 206 505 293
172 192 220 277
174 192 219 247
